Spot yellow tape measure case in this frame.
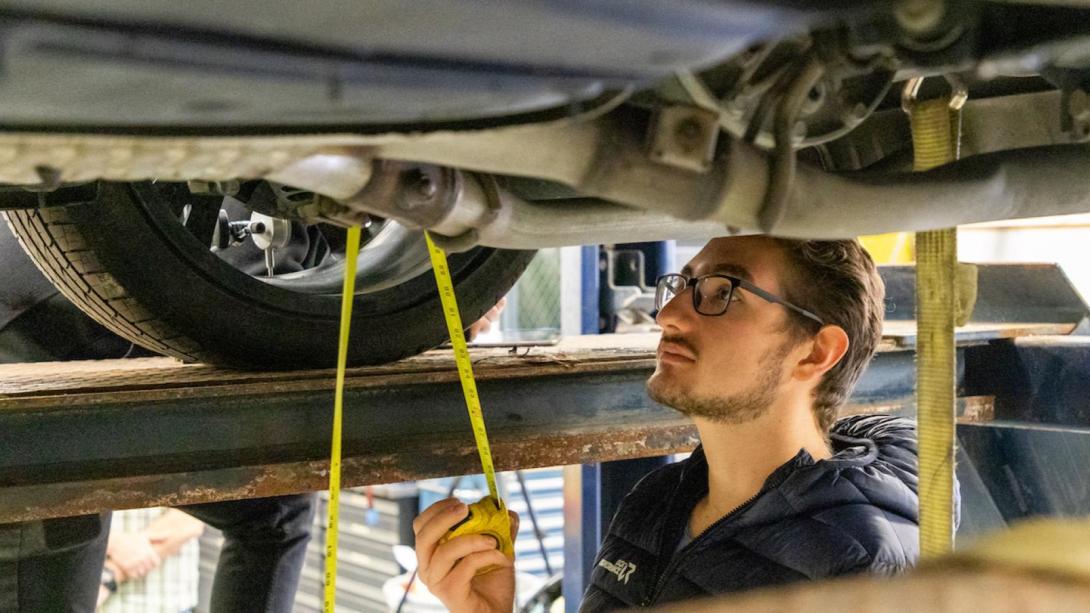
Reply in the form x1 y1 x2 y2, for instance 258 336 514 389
440 495 515 561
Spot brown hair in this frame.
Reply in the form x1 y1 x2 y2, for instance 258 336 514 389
774 239 886 433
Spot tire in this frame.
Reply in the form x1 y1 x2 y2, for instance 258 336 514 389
3 182 535 369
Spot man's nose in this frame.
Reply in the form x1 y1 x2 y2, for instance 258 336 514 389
656 287 696 329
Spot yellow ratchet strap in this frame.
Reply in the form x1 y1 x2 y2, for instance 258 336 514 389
425 232 514 563
324 225 362 612
906 78 963 559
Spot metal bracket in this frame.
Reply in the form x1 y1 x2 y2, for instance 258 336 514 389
599 248 658 332
647 105 720 173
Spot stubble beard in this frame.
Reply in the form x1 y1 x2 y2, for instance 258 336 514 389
647 341 792 425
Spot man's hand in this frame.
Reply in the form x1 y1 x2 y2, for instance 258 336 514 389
467 297 507 342
413 497 519 613
106 531 161 581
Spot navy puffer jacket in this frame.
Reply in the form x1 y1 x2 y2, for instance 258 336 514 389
580 415 920 612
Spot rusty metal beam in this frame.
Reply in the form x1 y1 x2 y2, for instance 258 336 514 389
0 331 1013 522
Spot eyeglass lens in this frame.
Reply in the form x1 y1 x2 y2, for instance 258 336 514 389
655 275 685 312
694 276 734 315
656 275 736 316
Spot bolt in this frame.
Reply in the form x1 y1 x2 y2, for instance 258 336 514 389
249 221 267 235
673 117 704 152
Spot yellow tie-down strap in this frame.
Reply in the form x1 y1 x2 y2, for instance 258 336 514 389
909 94 960 559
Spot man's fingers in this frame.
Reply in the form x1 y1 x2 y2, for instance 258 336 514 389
508 510 520 541
440 548 512 590
422 534 499 585
413 498 463 535
415 502 470 551
414 500 469 576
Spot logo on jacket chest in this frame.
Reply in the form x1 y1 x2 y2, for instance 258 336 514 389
598 557 638 584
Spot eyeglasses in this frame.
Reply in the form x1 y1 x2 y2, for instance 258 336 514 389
655 273 825 325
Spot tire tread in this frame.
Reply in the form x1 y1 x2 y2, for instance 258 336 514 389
4 208 204 361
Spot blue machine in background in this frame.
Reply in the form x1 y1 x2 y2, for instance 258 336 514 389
564 242 675 610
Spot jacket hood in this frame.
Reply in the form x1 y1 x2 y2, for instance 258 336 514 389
767 414 920 524
682 414 921 530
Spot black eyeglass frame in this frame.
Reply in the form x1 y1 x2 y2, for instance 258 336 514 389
655 273 825 325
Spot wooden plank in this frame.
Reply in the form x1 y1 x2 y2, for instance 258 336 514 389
0 324 1071 401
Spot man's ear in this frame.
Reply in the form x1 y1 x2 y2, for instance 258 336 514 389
793 325 850 382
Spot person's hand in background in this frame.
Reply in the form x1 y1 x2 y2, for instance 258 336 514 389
105 531 160 581
467 297 507 341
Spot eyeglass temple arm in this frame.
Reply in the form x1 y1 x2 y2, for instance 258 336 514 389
735 279 824 325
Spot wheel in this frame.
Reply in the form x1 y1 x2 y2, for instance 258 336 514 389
3 182 535 369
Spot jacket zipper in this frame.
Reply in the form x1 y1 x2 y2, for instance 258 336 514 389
642 488 767 607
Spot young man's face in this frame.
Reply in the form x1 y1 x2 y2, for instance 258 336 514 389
647 236 805 423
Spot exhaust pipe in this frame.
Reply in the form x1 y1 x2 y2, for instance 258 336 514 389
341 161 731 250
763 145 1090 239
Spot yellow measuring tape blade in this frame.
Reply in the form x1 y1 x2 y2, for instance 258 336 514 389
910 97 959 559
323 225 362 612
424 232 500 501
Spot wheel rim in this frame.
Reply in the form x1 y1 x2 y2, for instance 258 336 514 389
166 183 432 296
262 222 432 295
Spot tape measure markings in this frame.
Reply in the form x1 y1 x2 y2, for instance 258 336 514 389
323 225 362 612
425 232 500 502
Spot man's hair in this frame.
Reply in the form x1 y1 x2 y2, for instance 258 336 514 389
773 239 885 433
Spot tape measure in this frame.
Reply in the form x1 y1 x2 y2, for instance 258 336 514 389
324 225 363 613
322 230 512 611
424 232 514 567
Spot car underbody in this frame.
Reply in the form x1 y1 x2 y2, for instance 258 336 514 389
3 0 1090 367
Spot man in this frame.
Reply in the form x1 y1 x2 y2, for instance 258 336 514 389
413 236 922 611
